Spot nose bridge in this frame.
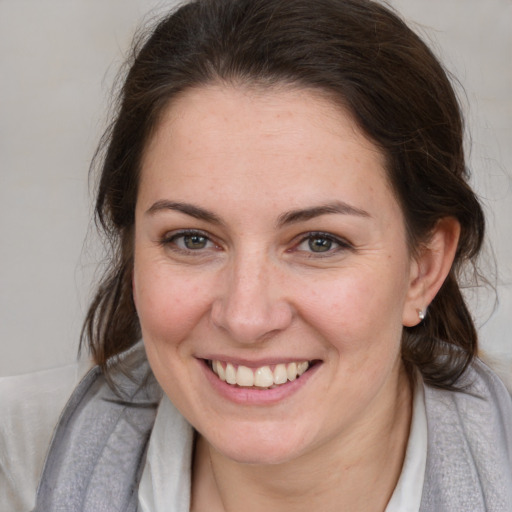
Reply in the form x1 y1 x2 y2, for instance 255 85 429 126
211 245 292 343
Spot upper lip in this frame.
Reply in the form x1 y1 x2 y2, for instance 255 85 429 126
198 355 318 368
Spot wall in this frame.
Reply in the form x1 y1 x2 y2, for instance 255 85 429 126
1 0 510 376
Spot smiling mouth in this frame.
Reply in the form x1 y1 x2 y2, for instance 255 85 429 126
207 360 316 389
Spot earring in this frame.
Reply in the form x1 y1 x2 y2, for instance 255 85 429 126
417 308 426 321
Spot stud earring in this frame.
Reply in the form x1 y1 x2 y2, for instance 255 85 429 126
418 308 426 321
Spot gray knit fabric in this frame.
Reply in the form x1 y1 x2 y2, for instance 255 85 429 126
420 359 512 511
33 348 162 512
34 348 512 512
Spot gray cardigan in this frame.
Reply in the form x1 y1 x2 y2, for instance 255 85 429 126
34 347 512 511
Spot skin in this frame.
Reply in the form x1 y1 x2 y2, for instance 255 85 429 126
132 85 460 511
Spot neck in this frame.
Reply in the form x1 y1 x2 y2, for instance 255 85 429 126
191 366 413 512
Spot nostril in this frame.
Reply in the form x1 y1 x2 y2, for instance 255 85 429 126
210 295 293 344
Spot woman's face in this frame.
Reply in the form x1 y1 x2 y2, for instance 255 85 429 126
133 85 419 465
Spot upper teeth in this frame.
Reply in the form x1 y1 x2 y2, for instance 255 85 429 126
211 360 310 388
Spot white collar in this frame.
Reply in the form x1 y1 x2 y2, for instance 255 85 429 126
138 396 193 512
385 370 427 512
139 373 427 512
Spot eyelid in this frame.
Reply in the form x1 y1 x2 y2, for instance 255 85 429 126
159 228 220 252
292 231 354 255
158 229 353 256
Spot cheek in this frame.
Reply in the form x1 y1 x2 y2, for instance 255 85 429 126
133 262 213 344
297 267 408 354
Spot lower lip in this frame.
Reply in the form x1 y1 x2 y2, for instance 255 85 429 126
198 359 320 405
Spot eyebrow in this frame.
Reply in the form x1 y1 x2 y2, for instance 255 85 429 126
146 199 370 227
276 201 370 227
146 200 224 225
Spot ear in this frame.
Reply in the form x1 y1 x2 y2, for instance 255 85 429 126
402 217 461 327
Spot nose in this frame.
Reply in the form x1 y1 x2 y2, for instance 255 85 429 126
211 252 293 344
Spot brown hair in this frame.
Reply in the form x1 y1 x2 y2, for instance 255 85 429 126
83 0 485 389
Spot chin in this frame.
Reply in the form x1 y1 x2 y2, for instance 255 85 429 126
208 422 313 466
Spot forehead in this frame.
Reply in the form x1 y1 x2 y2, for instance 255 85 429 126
138 85 397 221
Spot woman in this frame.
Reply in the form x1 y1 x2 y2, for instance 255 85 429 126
32 0 512 510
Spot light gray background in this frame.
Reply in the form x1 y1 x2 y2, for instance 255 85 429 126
1 0 511 376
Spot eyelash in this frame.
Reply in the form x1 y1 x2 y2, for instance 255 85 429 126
292 231 353 257
160 229 352 257
159 229 218 254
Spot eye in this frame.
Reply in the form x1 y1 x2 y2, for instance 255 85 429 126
305 236 335 253
161 230 217 252
295 232 351 255
180 233 210 250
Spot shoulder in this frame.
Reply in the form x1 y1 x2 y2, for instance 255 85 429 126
34 344 162 512
0 362 89 512
424 357 512 460
425 357 512 426
421 359 512 511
